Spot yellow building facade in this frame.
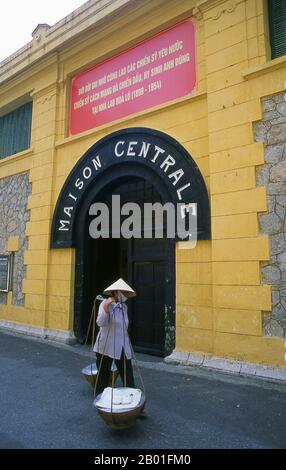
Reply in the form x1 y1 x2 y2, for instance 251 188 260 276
0 0 286 367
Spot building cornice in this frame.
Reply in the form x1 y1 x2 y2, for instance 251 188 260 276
242 55 286 80
196 0 239 12
0 0 208 88
0 0 143 86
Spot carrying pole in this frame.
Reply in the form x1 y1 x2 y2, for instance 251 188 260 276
85 300 96 346
120 295 127 388
121 308 146 398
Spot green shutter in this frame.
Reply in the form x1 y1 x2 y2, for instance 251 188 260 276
268 0 286 59
0 101 32 159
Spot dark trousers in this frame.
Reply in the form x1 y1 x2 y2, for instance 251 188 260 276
95 349 135 396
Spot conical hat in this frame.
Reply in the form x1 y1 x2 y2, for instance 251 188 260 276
103 278 136 298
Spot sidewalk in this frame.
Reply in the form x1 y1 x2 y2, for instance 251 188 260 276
0 331 286 449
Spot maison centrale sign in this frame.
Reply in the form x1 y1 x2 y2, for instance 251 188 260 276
69 19 196 135
50 129 210 248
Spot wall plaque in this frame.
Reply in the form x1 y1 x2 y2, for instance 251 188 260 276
0 255 11 292
69 19 196 135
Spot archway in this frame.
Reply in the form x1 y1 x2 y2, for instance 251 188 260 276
50 128 211 356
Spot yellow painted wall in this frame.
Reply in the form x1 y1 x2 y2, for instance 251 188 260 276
0 0 286 367
204 0 286 366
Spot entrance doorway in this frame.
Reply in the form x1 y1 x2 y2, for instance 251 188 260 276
52 127 211 359
82 176 172 356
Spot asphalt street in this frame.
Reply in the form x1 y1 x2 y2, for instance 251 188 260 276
0 331 286 449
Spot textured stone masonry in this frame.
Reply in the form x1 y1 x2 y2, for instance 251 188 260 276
254 92 286 338
0 173 31 306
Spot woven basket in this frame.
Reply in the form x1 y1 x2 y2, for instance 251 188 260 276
94 392 145 430
82 364 119 389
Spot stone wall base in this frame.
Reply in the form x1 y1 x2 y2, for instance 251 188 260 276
0 320 77 345
165 350 286 383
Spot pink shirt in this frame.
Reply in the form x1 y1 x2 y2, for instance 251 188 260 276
93 300 132 360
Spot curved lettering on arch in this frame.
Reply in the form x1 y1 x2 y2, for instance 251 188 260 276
50 128 211 248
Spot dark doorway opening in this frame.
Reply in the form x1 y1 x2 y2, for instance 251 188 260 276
75 175 175 357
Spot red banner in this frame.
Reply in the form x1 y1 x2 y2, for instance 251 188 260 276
69 19 196 135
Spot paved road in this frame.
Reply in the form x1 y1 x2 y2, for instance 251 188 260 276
0 332 286 449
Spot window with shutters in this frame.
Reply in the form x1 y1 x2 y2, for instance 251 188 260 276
0 102 32 160
268 0 286 59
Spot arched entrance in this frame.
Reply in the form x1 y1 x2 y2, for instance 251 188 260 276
51 128 211 357
76 174 174 355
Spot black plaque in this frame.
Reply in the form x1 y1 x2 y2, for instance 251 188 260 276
0 255 10 292
51 127 211 248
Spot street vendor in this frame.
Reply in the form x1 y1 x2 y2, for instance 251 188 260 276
93 278 136 396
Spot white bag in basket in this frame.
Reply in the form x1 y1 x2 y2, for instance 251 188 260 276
96 387 142 410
